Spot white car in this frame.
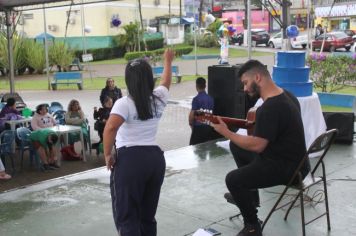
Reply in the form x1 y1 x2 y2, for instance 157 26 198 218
351 42 356 52
268 32 309 49
268 32 283 48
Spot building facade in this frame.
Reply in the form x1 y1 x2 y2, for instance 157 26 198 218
13 0 183 49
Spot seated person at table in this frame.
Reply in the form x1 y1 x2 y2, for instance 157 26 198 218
0 97 23 132
31 104 56 130
64 99 89 155
0 158 11 180
29 129 59 171
0 98 20 118
93 96 113 144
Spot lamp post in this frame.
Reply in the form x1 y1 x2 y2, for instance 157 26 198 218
5 11 15 93
193 0 198 75
247 0 251 59
43 5 50 90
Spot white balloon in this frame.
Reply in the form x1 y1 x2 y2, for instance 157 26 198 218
205 14 216 25
146 26 157 33
84 25 92 33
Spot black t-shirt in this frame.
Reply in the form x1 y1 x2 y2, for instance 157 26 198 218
254 90 306 164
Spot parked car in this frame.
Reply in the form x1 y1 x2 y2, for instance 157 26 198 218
291 34 308 49
268 32 282 48
312 31 353 52
232 29 270 46
268 32 308 49
333 29 356 42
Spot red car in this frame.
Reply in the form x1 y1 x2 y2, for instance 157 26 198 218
312 32 353 52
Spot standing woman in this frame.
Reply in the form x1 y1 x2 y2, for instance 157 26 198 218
103 48 174 236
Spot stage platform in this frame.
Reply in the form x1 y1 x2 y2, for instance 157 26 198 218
1 139 355 236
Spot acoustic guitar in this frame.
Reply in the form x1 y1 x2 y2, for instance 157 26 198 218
194 107 257 135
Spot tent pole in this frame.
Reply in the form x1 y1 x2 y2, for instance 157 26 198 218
43 5 51 90
5 10 15 94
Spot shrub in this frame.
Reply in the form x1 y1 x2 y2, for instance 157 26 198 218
49 41 74 71
185 33 219 48
307 53 356 93
0 34 27 74
124 51 153 61
74 46 126 62
141 38 164 50
123 46 193 61
24 40 46 74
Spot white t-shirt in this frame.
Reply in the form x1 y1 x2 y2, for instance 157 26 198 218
111 86 169 148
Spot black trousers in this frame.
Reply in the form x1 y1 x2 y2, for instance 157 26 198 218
227 142 298 224
189 125 216 145
110 146 165 236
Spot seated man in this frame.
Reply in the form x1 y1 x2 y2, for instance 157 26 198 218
29 129 60 171
210 60 309 236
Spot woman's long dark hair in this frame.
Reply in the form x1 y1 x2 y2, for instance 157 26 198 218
125 59 157 120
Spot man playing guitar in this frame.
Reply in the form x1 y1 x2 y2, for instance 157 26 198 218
209 60 309 236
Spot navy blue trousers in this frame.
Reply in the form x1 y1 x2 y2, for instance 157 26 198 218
110 146 165 236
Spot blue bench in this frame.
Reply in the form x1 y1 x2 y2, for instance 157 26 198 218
152 65 182 83
51 72 83 90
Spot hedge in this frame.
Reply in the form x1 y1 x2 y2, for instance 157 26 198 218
74 46 126 62
124 46 193 61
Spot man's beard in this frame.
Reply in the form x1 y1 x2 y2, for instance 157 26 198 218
249 81 261 100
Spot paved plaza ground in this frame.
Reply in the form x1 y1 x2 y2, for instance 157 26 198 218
1 54 355 235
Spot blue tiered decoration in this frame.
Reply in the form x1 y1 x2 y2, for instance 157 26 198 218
272 51 313 97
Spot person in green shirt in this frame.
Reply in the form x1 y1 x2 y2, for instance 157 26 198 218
29 129 59 171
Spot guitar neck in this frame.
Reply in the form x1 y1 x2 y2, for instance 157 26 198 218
211 115 253 129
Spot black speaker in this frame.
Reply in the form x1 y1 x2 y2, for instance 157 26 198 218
208 64 251 119
323 112 355 144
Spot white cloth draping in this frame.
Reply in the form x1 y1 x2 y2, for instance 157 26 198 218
216 92 326 151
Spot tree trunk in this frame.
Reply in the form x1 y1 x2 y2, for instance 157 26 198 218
198 0 204 28
138 0 143 30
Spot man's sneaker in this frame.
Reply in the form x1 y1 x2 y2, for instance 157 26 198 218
237 222 262 236
49 163 60 169
224 192 236 204
42 164 55 171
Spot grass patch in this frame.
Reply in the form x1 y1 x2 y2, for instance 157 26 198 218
0 74 203 91
321 105 353 112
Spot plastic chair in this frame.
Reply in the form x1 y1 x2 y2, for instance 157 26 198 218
53 109 66 125
16 127 39 170
49 102 64 114
262 129 338 236
0 130 16 173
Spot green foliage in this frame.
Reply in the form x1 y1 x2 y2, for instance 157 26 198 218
307 53 356 93
48 41 74 71
24 40 46 74
141 38 164 50
123 46 193 61
0 33 27 74
185 33 219 48
113 22 142 52
73 46 126 62
124 51 152 61
206 20 223 35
